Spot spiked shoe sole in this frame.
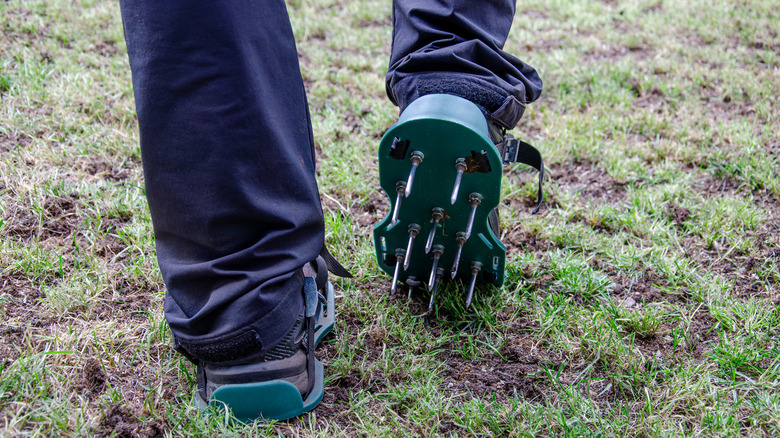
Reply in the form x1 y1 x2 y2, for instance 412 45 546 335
374 94 507 307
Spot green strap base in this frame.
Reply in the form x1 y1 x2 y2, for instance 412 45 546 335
197 361 325 423
374 94 506 292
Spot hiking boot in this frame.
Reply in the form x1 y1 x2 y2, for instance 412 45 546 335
195 254 342 422
373 94 543 309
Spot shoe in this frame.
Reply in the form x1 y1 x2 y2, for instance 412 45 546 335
373 94 543 310
195 253 343 422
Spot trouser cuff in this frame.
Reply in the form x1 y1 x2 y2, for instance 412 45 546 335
172 272 305 364
389 73 527 129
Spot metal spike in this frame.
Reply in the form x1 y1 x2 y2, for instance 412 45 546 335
390 249 405 295
450 158 468 205
465 261 482 308
404 151 424 198
403 223 421 271
464 192 482 240
428 268 444 313
428 245 444 289
390 181 406 226
406 276 419 300
425 207 445 254
450 232 467 279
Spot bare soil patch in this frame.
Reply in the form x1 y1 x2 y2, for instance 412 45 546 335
355 189 389 229
95 403 166 438
0 132 32 154
2 195 82 242
548 159 626 204
78 156 133 182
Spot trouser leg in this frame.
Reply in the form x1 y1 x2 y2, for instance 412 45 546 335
386 0 543 128
119 0 323 362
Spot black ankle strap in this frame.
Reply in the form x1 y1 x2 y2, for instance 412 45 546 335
319 245 352 279
497 135 544 214
196 360 208 401
302 277 319 399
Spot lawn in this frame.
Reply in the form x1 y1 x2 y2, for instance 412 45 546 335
1 0 778 436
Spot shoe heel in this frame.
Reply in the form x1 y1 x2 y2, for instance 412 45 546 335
197 361 325 423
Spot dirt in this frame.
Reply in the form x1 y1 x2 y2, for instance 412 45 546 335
356 190 390 227
95 404 165 438
295 304 559 433
67 340 177 437
439 350 554 403
497 155 779 410
0 132 32 154
683 171 780 303
79 157 133 182
79 357 108 394
547 159 627 204
0 270 52 363
296 278 686 434
1 195 83 242
0 186 169 435
502 222 558 260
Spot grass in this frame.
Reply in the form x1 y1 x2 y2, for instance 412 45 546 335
1 0 778 436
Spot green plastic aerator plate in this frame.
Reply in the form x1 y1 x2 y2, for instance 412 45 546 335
373 94 506 292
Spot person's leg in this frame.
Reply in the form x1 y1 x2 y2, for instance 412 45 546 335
386 0 543 129
119 0 323 366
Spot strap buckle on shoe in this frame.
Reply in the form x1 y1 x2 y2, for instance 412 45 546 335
497 136 545 214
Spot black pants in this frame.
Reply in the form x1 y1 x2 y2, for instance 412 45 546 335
119 0 541 363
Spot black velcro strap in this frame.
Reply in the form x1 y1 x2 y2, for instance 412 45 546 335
196 361 208 401
302 283 318 399
319 245 353 278
178 329 264 364
499 137 544 214
305 314 316 399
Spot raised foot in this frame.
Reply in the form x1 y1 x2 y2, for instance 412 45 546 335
373 94 507 309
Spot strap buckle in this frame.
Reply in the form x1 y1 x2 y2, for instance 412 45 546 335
497 135 545 214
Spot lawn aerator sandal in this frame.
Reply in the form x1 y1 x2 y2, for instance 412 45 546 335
195 255 341 423
373 94 543 309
